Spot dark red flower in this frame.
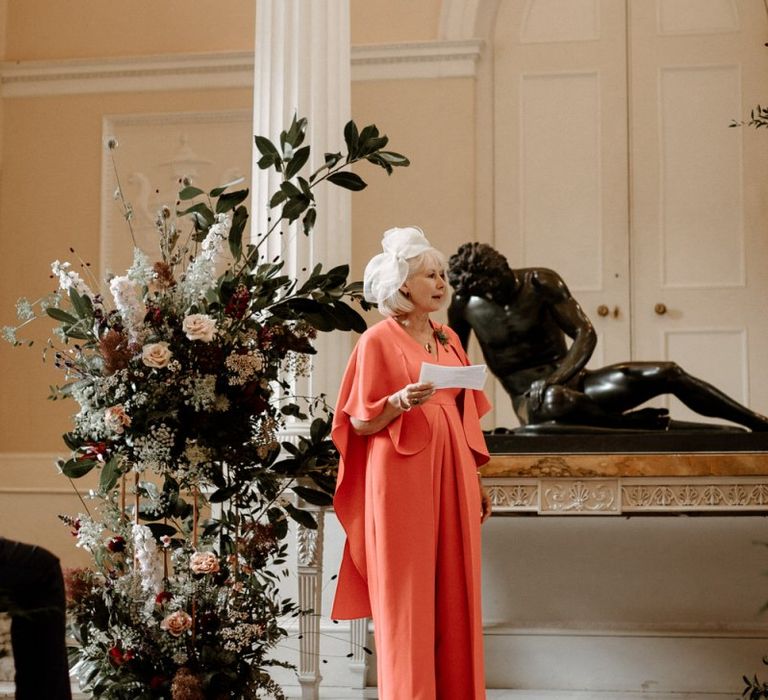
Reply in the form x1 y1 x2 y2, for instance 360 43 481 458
225 284 251 319
150 675 166 689
79 442 109 462
107 536 126 553
108 644 133 666
155 590 173 606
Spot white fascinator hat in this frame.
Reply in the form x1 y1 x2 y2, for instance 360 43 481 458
363 226 433 307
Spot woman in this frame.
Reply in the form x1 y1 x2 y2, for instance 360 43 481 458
331 226 493 700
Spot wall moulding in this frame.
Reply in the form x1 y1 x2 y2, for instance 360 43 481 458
0 41 484 98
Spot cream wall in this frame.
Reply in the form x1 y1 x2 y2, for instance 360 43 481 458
0 4 475 568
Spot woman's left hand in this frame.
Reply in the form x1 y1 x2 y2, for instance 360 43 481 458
479 481 492 523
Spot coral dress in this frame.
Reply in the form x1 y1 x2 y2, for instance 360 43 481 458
332 317 491 700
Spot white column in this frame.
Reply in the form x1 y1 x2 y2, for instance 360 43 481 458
251 4 351 699
252 0 352 408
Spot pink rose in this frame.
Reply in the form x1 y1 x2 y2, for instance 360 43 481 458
160 609 192 637
142 341 172 368
189 551 220 575
182 314 217 342
104 405 131 434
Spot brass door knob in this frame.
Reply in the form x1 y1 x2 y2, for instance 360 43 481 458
654 303 668 315
597 304 610 317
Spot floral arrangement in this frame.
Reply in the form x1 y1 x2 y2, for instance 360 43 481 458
3 115 408 699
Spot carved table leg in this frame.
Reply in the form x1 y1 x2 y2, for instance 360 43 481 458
348 617 369 688
296 506 325 700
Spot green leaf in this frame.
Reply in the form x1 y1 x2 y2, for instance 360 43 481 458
285 145 310 180
255 135 280 158
343 120 360 160
215 188 249 214
145 523 177 541
310 416 331 443
360 135 388 156
178 185 206 200
69 288 93 318
280 181 302 197
60 458 97 479
282 196 310 223
332 300 367 333
257 154 279 171
63 327 92 340
327 171 367 191
292 485 333 507
228 206 248 261
302 208 317 236
46 307 78 325
177 201 215 224
270 190 288 208
285 503 318 529
325 151 342 168
99 454 121 493
209 485 239 503
209 177 246 198
283 114 308 149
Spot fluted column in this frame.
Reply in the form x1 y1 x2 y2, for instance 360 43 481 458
252 0 352 409
252 4 351 699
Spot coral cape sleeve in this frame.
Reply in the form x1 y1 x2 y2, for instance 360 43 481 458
330 322 491 619
330 325 430 619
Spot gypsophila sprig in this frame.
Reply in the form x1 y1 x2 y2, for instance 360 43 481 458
5 114 408 699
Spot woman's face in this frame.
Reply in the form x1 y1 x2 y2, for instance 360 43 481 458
401 261 448 314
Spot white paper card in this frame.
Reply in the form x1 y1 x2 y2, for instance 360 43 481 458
418 362 487 390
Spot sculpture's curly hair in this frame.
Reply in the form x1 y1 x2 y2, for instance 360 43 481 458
447 242 512 300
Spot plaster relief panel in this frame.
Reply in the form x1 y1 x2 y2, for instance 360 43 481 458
521 72 602 291
660 66 744 288
658 0 739 36
664 328 748 423
101 111 252 278
520 0 599 43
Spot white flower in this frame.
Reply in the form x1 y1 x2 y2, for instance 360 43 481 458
109 274 145 341
126 248 154 286
182 314 217 342
51 260 93 297
73 515 103 552
131 523 163 596
15 298 35 322
142 341 172 368
104 405 131 434
179 213 231 304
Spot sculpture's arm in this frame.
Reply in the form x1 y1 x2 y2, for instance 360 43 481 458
534 269 597 386
447 297 472 350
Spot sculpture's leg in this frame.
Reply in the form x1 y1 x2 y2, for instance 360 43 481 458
583 363 768 431
349 617 370 688
296 506 325 700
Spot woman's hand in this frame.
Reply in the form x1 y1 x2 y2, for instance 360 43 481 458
392 382 435 410
479 480 492 523
350 382 436 436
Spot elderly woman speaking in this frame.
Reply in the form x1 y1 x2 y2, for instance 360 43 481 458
331 226 492 700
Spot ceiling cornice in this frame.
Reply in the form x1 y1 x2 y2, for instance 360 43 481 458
0 41 484 98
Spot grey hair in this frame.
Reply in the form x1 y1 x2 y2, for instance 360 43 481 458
377 248 447 317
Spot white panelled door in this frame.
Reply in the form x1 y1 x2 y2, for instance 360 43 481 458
629 0 768 422
492 0 768 427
